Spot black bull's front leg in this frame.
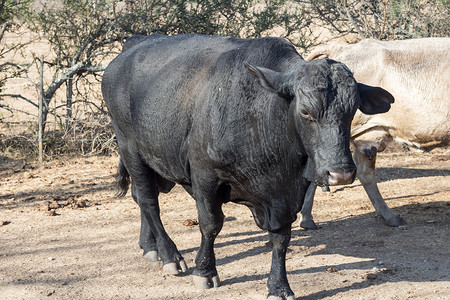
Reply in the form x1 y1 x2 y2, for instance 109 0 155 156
267 224 295 300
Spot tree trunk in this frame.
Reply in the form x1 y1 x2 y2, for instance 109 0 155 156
66 77 73 129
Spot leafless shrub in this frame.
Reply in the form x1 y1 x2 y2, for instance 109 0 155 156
307 0 449 40
1 0 448 161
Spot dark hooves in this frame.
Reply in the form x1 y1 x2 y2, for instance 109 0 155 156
143 250 159 262
321 186 331 192
267 295 295 300
163 259 188 275
300 219 318 230
192 274 220 289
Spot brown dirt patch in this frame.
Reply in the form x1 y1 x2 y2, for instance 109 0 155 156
1 147 449 299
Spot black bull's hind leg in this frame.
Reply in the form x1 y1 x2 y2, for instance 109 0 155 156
133 174 187 274
136 202 158 262
120 145 187 275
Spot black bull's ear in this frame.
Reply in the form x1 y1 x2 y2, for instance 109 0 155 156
358 83 394 114
245 62 293 100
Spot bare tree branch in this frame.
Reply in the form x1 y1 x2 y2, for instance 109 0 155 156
0 101 38 118
342 5 366 38
0 21 10 42
44 61 108 102
86 51 120 61
0 93 38 107
0 61 38 91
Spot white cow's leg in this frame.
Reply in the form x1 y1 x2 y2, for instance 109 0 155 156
300 183 318 229
353 145 406 226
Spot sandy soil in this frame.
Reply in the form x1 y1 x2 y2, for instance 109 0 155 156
0 147 449 300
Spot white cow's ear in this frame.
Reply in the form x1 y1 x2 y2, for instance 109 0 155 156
245 62 293 100
358 83 394 115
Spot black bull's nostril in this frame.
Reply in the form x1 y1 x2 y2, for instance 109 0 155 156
327 168 356 186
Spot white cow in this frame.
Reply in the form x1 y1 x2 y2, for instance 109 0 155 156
301 38 450 229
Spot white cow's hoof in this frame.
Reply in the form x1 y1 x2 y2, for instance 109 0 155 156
384 215 406 227
300 218 318 230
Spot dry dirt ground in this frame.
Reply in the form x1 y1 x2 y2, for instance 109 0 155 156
1 147 449 300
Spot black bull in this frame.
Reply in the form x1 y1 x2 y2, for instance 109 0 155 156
102 34 393 299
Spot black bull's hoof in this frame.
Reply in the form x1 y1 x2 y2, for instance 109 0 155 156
267 295 295 300
192 274 220 289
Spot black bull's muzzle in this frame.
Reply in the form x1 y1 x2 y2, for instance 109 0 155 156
302 157 356 187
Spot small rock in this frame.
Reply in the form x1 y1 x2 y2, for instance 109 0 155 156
378 260 384 265
39 203 50 211
430 154 450 161
182 219 199 227
1 221 11 226
58 200 69 207
14 192 25 199
398 225 408 230
45 210 57 216
23 172 34 179
327 267 338 273
54 195 66 201
364 273 378 280
48 201 60 209
20 162 33 170
48 257 55 261
76 200 88 208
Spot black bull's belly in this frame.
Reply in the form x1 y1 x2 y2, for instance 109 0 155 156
101 33 393 299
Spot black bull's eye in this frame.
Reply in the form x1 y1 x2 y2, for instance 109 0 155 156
299 108 314 121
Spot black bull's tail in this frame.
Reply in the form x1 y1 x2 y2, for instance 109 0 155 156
116 158 130 197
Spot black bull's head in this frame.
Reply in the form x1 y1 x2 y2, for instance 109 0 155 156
246 58 394 187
